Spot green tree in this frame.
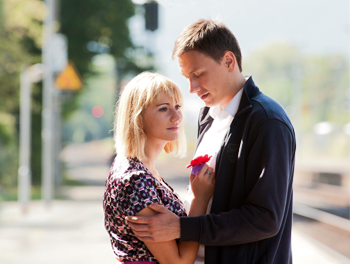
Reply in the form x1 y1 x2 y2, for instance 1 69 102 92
0 0 152 198
244 42 349 157
0 0 44 194
60 0 135 76
59 0 154 143
244 42 349 130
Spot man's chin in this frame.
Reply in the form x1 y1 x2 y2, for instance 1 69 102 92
203 101 215 107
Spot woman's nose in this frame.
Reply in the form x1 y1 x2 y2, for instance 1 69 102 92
170 109 181 122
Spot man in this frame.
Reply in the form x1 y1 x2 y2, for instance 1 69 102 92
126 19 295 264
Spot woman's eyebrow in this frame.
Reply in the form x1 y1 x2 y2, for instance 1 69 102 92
156 102 170 107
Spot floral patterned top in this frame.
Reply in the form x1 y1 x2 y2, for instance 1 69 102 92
103 155 187 263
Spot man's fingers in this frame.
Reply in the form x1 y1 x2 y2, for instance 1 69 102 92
148 203 167 213
139 236 156 242
133 234 157 242
132 230 153 239
128 224 157 242
125 215 149 224
126 221 149 231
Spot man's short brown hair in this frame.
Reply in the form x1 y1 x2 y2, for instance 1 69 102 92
172 19 242 72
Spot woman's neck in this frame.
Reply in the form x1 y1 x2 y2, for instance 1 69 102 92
142 139 166 170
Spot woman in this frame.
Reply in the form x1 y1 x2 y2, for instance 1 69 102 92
103 72 215 264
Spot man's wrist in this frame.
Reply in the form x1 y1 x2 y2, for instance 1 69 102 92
175 215 181 239
179 216 201 242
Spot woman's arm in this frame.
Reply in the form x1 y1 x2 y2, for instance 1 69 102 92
136 164 215 264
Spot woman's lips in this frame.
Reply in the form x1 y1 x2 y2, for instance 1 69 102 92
167 126 179 131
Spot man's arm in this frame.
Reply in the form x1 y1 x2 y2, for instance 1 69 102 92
181 119 295 245
128 119 295 245
127 164 215 243
126 203 181 242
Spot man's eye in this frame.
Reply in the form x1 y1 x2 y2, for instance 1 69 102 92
194 72 203 78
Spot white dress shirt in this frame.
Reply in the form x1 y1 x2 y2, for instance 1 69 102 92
184 88 243 264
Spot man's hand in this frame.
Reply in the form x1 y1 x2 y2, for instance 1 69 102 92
126 203 181 242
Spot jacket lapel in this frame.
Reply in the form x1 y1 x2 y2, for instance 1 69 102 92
194 107 214 154
215 81 255 174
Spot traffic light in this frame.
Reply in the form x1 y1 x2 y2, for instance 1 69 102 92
144 1 158 31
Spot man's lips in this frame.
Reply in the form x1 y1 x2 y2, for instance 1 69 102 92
199 93 209 100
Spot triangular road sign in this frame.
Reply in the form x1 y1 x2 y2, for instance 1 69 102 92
55 61 83 90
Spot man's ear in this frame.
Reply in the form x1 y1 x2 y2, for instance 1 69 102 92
223 51 236 72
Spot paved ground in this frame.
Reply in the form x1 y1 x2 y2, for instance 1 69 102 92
1 193 350 264
1 140 349 264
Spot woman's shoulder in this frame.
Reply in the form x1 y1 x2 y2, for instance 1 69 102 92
108 155 151 186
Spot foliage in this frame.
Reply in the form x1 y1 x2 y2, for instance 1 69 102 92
244 42 349 157
244 42 349 127
59 0 152 120
60 0 135 77
0 0 151 191
62 55 116 144
0 0 44 189
59 0 154 143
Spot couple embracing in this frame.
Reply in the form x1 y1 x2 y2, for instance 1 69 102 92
103 19 295 264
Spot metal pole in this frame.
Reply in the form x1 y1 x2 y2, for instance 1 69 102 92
42 0 56 207
348 1 350 220
54 89 62 186
18 66 32 213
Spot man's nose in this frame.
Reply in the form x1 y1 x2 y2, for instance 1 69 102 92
189 77 200 94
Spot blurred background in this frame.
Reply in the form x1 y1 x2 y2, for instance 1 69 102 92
0 0 349 263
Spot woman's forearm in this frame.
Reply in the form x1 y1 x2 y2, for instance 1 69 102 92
143 198 209 264
175 197 210 263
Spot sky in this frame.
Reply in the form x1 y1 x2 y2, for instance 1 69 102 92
129 0 349 122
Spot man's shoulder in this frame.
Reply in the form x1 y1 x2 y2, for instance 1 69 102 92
250 92 292 128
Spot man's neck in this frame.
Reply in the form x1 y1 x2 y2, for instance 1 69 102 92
219 72 246 109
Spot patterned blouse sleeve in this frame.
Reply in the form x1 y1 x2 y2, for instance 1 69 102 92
117 172 162 216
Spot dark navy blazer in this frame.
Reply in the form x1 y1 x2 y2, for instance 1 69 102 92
180 77 296 264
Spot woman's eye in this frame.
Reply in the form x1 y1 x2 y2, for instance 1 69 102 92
175 104 181 110
159 107 168 112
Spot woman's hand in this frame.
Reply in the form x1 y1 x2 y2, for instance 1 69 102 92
190 164 215 203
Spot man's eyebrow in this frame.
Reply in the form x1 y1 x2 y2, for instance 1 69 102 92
189 68 199 75
180 67 199 77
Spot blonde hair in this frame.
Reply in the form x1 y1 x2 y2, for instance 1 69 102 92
114 72 186 160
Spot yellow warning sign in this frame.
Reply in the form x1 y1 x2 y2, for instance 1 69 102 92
55 61 83 90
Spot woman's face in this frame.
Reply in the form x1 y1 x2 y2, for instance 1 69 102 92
142 92 182 144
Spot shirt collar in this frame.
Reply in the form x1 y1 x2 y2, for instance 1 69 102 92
209 88 244 120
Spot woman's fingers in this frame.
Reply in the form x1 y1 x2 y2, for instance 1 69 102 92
204 167 214 179
198 164 209 177
190 164 208 182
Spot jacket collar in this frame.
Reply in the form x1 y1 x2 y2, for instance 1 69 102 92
198 106 213 127
198 76 260 127
235 76 260 117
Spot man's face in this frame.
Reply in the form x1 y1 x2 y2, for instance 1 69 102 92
178 50 234 108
